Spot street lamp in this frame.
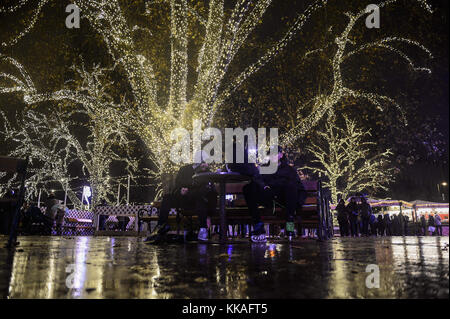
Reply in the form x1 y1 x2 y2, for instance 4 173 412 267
438 182 448 201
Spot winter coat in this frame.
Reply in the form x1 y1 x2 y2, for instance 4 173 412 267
428 216 435 227
420 216 427 227
435 215 442 226
377 215 384 225
347 202 359 220
336 203 348 222
262 159 307 207
172 164 211 195
359 202 372 218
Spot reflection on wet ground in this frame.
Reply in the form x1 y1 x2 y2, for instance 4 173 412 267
0 235 448 299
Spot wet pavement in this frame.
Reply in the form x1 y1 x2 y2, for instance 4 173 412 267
0 235 448 299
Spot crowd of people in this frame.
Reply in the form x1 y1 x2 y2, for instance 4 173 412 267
336 197 444 237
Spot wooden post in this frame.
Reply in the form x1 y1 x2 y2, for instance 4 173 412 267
127 175 130 206
63 180 68 208
116 183 120 206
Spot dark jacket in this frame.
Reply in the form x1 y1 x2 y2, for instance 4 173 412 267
420 216 427 227
377 215 384 226
336 203 348 222
347 202 359 220
172 164 210 195
263 159 307 206
359 202 372 218
262 159 296 188
428 216 435 227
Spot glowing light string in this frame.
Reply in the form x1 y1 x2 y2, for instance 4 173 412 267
280 0 433 147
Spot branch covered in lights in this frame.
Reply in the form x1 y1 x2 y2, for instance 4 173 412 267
303 114 396 204
0 0 434 197
0 62 139 206
280 0 433 147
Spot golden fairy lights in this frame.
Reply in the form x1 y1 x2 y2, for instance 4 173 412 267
0 63 139 206
1 0 50 47
303 115 395 204
0 0 434 197
280 0 433 147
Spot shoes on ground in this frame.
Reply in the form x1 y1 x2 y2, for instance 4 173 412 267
144 223 170 244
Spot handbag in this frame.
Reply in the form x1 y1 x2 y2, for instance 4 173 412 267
428 226 435 233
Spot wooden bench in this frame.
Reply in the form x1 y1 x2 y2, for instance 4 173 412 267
141 180 333 240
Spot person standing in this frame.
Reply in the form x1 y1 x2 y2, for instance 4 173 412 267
44 193 64 235
359 197 372 236
398 212 405 236
347 198 359 237
420 214 427 236
435 213 443 236
393 213 399 236
96 199 109 231
403 214 409 236
428 213 436 236
369 212 377 236
377 214 385 236
336 199 349 237
384 213 392 236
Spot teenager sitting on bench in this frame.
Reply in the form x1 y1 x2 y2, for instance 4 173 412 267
145 151 217 244
236 146 307 243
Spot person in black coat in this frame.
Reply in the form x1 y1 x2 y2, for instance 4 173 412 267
427 214 436 236
420 214 427 236
383 213 392 236
336 199 349 237
377 214 385 236
347 197 359 237
359 197 372 236
145 152 217 243
240 146 307 242
392 214 400 235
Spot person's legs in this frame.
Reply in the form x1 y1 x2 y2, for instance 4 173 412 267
158 194 178 225
186 191 208 229
274 183 298 240
243 182 272 242
145 194 177 242
339 222 344 237
243 182 264 225
349 219 356 237
362 217 369 236
99 215 107 230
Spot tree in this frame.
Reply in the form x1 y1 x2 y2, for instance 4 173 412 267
280 0 433 147
0 0 330 196
0 0 436 199
303 114 395 204
0 63 138 206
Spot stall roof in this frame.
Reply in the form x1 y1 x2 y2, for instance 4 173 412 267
331 198 449 209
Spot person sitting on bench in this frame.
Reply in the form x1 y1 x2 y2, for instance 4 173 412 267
240 146 307 242
145 151 217 244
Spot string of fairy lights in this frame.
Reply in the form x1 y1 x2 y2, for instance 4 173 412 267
0 0 435 203
302 114 395 204
0 0 50 48
280 0 433 148
0 62 139 205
